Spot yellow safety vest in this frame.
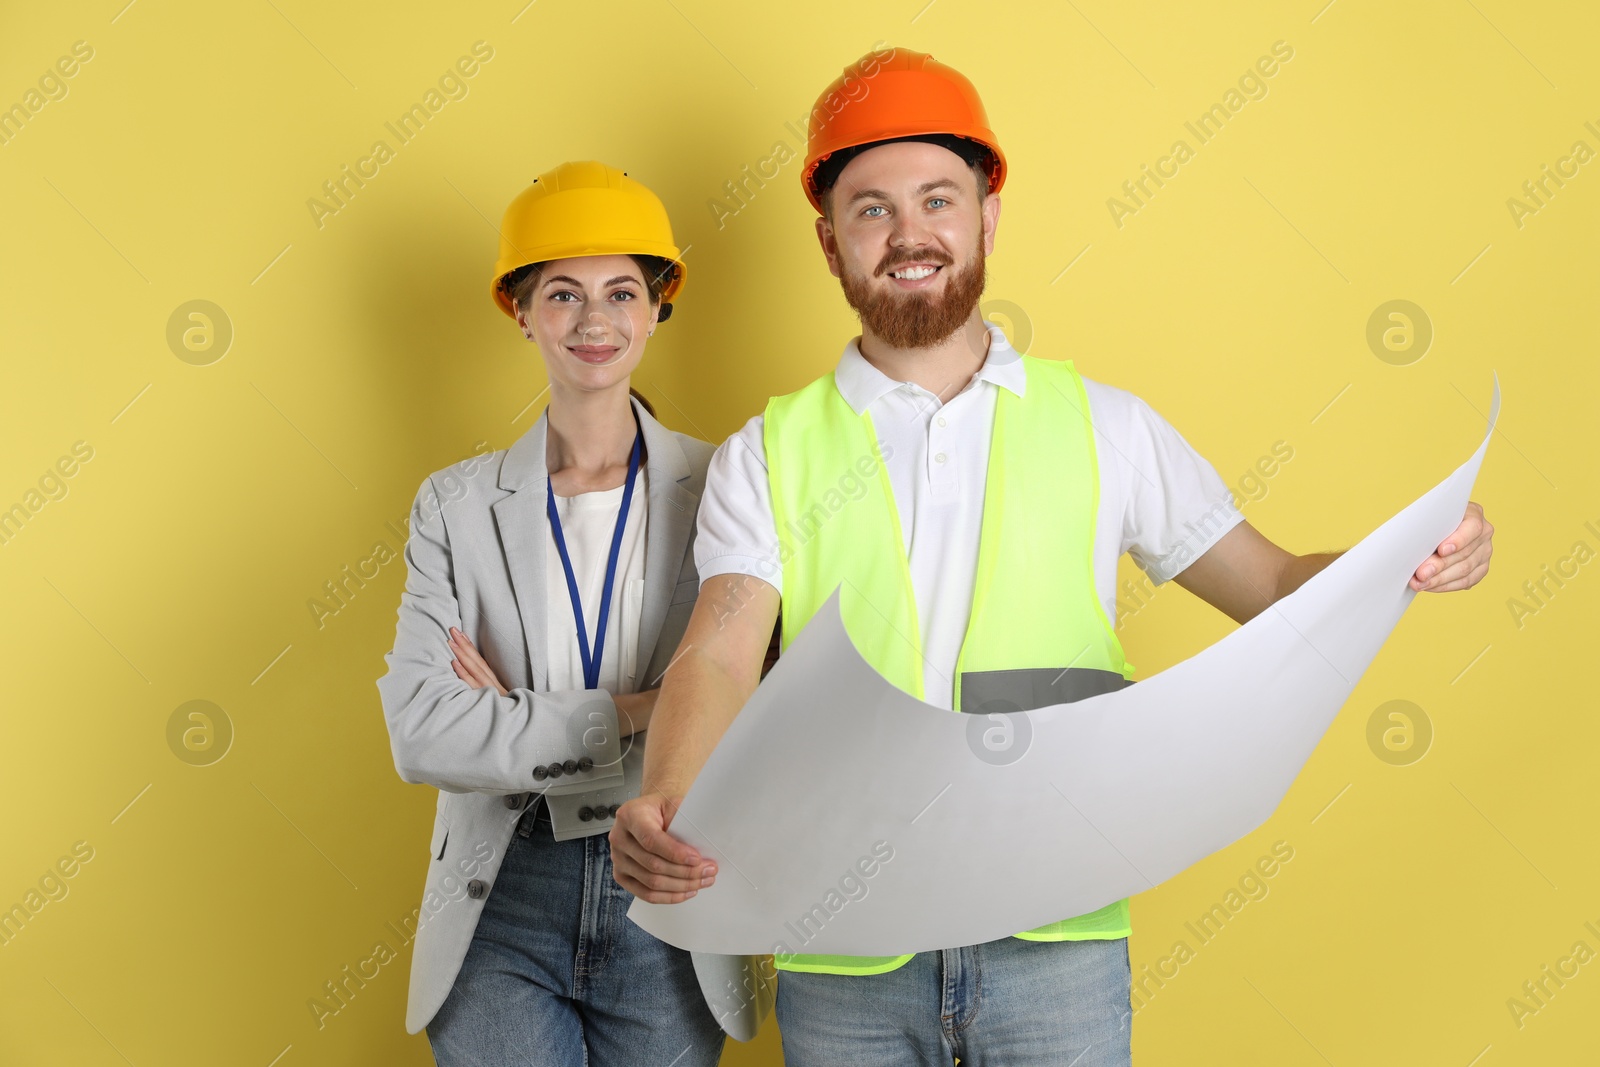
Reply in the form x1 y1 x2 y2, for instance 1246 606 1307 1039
763 353 1136 975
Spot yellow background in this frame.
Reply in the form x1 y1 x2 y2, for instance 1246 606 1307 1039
2 1 1595 1064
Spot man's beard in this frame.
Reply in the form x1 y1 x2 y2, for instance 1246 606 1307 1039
839 237 987 350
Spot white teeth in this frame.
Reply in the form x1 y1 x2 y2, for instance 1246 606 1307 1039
892 265 938 280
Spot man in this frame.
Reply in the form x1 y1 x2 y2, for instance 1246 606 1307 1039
612 47 1494 1066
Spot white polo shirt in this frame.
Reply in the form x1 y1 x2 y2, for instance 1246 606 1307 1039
695 324 1245 708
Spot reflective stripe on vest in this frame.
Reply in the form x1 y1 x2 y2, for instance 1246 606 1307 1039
763 354 1136 976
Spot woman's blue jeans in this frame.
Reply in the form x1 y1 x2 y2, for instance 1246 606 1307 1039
426 810 725 1067
774 934 1133 1066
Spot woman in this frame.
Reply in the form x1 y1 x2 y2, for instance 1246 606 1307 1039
377 161 726 1065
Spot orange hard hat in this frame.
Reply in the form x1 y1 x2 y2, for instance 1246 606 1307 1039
801 46 1006 215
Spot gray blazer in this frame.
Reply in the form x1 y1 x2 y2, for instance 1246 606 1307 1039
378 397 735 1036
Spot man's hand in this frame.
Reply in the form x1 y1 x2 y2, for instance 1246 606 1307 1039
448 626 507 696
610 792 717 903
1411 500 1494 592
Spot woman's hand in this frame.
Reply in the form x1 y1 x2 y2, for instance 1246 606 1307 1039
614 688 660 736
448 627 508 696
448 628 656 730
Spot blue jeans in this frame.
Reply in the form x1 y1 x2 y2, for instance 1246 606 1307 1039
426 810 725 1067
775 935 1133 1066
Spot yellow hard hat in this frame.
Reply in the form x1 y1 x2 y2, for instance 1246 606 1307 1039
490 161 686 319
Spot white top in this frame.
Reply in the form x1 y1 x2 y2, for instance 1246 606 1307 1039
694 324 1246 708
544 468 649 696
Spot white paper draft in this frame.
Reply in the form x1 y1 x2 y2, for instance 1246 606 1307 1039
631 379 1501 957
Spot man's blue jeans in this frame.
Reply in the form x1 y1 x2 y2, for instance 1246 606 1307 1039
775 934 1133 1066
426 812 725 1067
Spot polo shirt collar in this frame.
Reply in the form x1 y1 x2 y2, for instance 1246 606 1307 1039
833 323 1027 415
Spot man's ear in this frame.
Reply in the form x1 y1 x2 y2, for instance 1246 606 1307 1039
814 215 844 280
981 192 1001 258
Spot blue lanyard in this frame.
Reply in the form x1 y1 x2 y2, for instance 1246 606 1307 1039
547 428 643 690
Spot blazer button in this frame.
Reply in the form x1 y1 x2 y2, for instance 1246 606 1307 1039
608 803 622 818
467 879 486 899
532 766 548 781
577 806 594 821
562 759 580 775
577 756 594 772
547 763 564 778
504 794 522 809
